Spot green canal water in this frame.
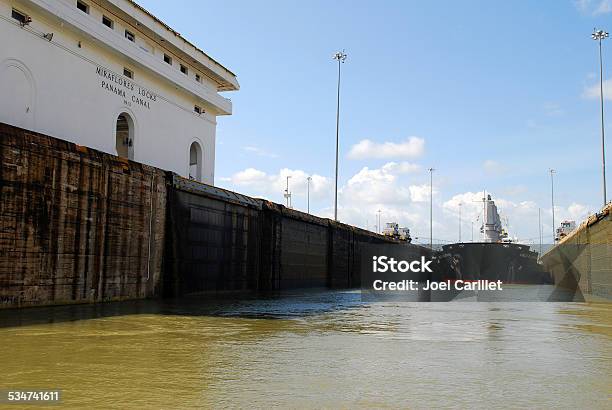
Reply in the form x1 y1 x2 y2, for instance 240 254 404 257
0 289 610 409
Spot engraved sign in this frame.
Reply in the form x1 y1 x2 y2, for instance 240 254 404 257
96 66 157 109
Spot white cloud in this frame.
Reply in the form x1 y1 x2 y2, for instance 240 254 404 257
596 0 612 13
574 0 612 14
231 168 267 186
341 164 412 205
566 202 591 221
221 166 596 244
347 137 425 160
408 184 433 202
223 167 331 201
381 161 420 174
583 78 612 100
575 0 593 12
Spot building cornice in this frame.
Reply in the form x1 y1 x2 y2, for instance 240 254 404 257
21 0 235 114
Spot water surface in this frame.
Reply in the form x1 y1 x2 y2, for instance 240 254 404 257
1 290 610 409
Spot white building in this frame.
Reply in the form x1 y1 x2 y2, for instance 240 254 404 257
0 0 238 184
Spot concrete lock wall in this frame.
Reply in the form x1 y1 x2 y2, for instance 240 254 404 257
162 178 262 296
0 123 166 308
1 122 409 308
162 177 405 297
540 206 611 299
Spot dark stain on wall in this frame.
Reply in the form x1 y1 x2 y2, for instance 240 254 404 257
0 123 166 308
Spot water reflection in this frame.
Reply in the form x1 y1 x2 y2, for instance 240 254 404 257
0 290 610 409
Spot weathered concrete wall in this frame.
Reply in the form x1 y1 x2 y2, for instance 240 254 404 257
0 123 166 309
1 122 413 308
541 204 611 300
163 178 261 296
163 175 406 296
276 206 329 289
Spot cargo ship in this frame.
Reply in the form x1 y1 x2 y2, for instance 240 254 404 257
437 195 552 284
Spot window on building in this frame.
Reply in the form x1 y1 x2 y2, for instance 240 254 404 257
194 105 202 114
189 142 202 181
180 64 188 75
125 30 135 42
11 9 28 25
123 68 133 79
164 54 172 65
116 114 134 160
195 73 201 83
102 15 113 29
77 1 89 14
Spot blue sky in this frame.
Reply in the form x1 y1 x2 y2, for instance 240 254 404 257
140 0 612 243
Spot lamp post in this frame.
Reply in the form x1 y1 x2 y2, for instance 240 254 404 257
284 175 292 208
592 29 609 206
538 207 543 254
471 221 474 242
377 209 382 234
428 168 434 249
458 203 462 243
333 50 347 221
307 176 312 214
550 169 556 242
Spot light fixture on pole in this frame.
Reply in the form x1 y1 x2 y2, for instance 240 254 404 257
377 209 382 234
592 28 609 206
538 207 543 254
550 169 556 242
458 202 462 243
284 175 292 208
306 176 312 214
471 221 474 242
428 168 434 249
332 50 347 222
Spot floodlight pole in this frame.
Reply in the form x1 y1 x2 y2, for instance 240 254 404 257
428 168 434 249
550 169 556 242
538 207 542 254
458 203 462 243
285 176 292 208
307 176 312 214
593 29 609 206
333 50 347 221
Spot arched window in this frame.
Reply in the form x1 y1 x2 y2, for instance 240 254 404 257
189 142 202 181
115 113 134 160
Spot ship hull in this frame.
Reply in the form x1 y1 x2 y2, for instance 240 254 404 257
438 243 552 285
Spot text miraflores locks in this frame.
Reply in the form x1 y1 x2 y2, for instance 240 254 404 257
96 66 157 110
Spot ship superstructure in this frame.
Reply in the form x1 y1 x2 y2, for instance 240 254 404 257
382 222 412 242
555 220 576 242
480 194 509 242
439 194 551 284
